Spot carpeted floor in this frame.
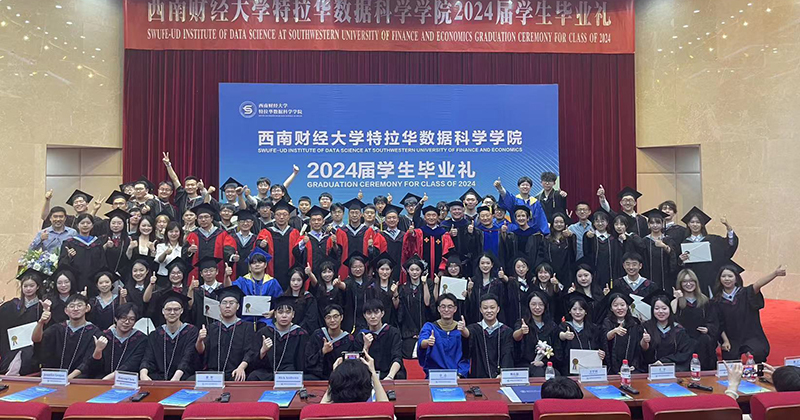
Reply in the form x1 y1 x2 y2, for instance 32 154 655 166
402 299 800 379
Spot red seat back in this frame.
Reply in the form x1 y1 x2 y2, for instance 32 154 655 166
300 402 394 420
182 402 280 420
534 399 631 420
751 391 800 420
416 401 510 420
63 402 164 420
643 394 741 420
0 402 51 420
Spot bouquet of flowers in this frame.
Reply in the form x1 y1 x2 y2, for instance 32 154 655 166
534 340 555 363
17 248 59 295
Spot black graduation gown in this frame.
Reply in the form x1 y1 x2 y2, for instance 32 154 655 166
365 281 399 327
174 187 207 217
503 277 531 327
513 319 562 377
500 230 546 273
612 278 660 299
466 277 505 325
294 231 338 280
233 232 260 279
355 324 407 380
607 209 649 238
0 299 43 375
48 294 71 325
191 284 223 328
664 224 687 243
675 300 720 370
631 236 678 291
716 285 770 362
304 328 356 380
88 329 147 378
287 292 321 334
601 317 645 374
249 324 309 381
200 319 257 380
377 230 404 282
104 235 130 276
680 234 739 295
342 277 371 334
124 282 147 318
537 190 568 224
88 294 122 330
557 321 604 376
583 234 627 292
543 235 576 289
441 218 478 275
147 287 191 327
642 322 695 371
268 226 299 290
59 237 106 296
465 323 514 378
315 284 344 319
141 324 199 380
40 322 102 375
398 281 432 358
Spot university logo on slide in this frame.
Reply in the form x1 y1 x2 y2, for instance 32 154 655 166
239 101 256 118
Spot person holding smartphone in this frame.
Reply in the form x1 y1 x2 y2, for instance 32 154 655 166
321 352 389 403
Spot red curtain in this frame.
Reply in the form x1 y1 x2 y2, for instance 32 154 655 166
123 50 635 206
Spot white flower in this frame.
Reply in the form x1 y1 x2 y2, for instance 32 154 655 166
49 253 58 263
33 263 42 271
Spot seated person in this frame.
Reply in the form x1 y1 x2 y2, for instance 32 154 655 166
140 291 199 381
541 376 584 399
89 303 148 379
417 294 470 378
321 353 389 403
249 295 309 381
196 286 256 381
725 362 800 400
355 299 406 380
461 294 514 378
305 304 355 380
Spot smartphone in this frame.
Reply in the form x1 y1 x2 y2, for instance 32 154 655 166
131 391 150 402
757 363 765 377
343 352 363 360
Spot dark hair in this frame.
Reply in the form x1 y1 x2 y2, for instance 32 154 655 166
248 252 268 265
565 298 592 323
364 204 376 212
287 267 308 292
436 293 458 308
93 270 116 285
320 260 338 276
137 215 157 242
773 366 800 392
270 184 287 194
328 359 373 403
256 200 272 210
644 295 678 349
257 177 271 186
158 181 174 190
484 195 497 204
541 377 584 399
575 201 591 209
164 221 183 245
535 262 554 277
713 265 745 298
115 303 140 320
129 206 142 215
298 196 312 205
526 291 551 323
75 213 94 225
606 293 636 327
52 269 77 295
612 214 630 234
480 293 499 306
436 201 448 210
373 195 387 205
540 172 558 183
323 304 344 317
49 206 68 217
592 211 609 224
65 293 89 306
518 176 534 187
621 252 643 264
184 176 199 183
473 252 498 278
375 258 393 271
319 192 333 201
220 203 237 213
330 203 344 213
659 200 678 213
362 299 385 314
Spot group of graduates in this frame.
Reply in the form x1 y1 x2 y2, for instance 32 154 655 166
1 155 788 381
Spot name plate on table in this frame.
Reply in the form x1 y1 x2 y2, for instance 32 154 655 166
579 367 608 383
500 368 530 386
716 360 742 378
429 369 458 387
114 371 140 390
648 364 676 381
40 368 69 386
274 371 304 389
195 371 225 389
785 356 800 367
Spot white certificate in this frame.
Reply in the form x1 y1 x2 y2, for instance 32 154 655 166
439 276 468 300
133 317 156 335
112 280 125 297
630 294 652 322
203 297 222 321
7 322 36 351
569 349 603 374
242 296 272 316
681 242 712 263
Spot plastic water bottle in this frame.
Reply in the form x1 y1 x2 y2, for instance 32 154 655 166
691 353 702 382
620 359 632 386
545 362 556 380
743 353 757 382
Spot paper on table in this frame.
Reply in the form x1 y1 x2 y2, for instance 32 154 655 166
681 242 712 263
439 277 468 301
630 294 652 322
242 296 271 316
203 297 221 321
500 387 521 403
569 349 603 374
133 317 156 335
7 321 36 351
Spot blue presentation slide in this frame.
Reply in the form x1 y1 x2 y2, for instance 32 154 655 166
219 84 558 204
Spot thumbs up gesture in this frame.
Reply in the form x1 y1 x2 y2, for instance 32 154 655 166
368 238 373 248
409 223 416 236
357 189 364 200
425 331 436 347
81 287 88 296
362 332 374 350
642 330 651 344
42 299 52 312
40 229 49 242
450 226 458 237
467 223 474 234
673 287 683 299
457 316 466 333
498 268 507 282
390 283 398 295
262 336 273 353
597 184 606 197
322 337 333 354
94 336 108 351
198 324 207 341
493 178 502 189
305 263 313 276
550 274 560 286
520 318 529 335
562 325 575 341
150 273 158 285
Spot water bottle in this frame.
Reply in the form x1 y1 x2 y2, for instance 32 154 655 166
620 359 632 386
545 362 556 380
743 353 757 382
691 353 702 382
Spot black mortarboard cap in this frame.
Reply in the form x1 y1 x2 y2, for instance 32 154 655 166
400 193 422 206
106 190 131 205
681 206 712 225
104 208 131 221
222 177 244 190
343 198 367 211
617 187 642 200
642 208 668 221
196 255 222 270
215 285 245 303
564 291 595 306
643 289 672 307
306 205 330 218
446 200 464 209
159 290 190 310
374 252 396 268
135 176 155 192
343 251 368 267
273 295 296 312
381 204 403 217
166 257 191 275
726 260 745 274
191 202 218 217
235 208 257 221
66 189 94 206
476 205 493 214
402 254 428 272
459 188 481 202
442 249 462 264
17 267 46 284
272 199 296 214
512 205 531 217
421 205 439 215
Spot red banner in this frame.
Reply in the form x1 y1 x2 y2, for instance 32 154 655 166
124 0 634 54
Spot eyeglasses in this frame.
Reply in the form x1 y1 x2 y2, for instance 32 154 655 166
119 317 137 323
220 300 238 307
530 302 546 308
324 313 342 320
66 303 86 309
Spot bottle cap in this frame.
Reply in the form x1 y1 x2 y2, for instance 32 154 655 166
623 359 629 364
547 362 553 367
693 353 698 358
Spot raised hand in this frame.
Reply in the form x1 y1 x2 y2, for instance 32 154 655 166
262 336 274 353
259 239 269 248
67 247 77 258
92 197 103 211
586 230 595 238
162 152 171 165
141 204 151 214
368 238 373 248
40 230 49 242
467 279 474 294
120 288 128 300
207 186 216 195
421 272 428 284
560 190 568 197
467 223 474 234
40 310 51 324
498 268 508 282
390 283 398 295
501 224 508 234
150 273 158 285
775 264 787 276
362 332 374 350
187 244 198 254
450 226 458 237
293 164 300 173
597 184 606 198
563 325 575 341
225 265 233 277
235 186 244 196
673 287 683 300
603 285 610 295
550 274 560 285
81 287 88 296
94 336 108 351
322 338 333 354
457 316 466 333
198 324 207 341
357 190 363 200
244 186 251 196
615 326 628 337
42 299 52 312
563 228 573 237
642 330 651 344
104 238 114 249
679 252 690 262
520 318 529 335
128 240 138 250
45 189 53 200
386 193 393 203
421 192 428 203
190 279 200 290
424 331 436 347
305 263 313 276
409 223 416 236
493 178 502 189
231 253 240 262
433 275 440 285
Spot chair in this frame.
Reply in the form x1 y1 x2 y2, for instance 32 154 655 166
416 401 509 420
534 399 631 420
183 402 280 420
0 401 51 420
63 402 164 420
750 391 800 420
643 394 741 420
300 402 394 420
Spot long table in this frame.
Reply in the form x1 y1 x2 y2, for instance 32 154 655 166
0 372 774 420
